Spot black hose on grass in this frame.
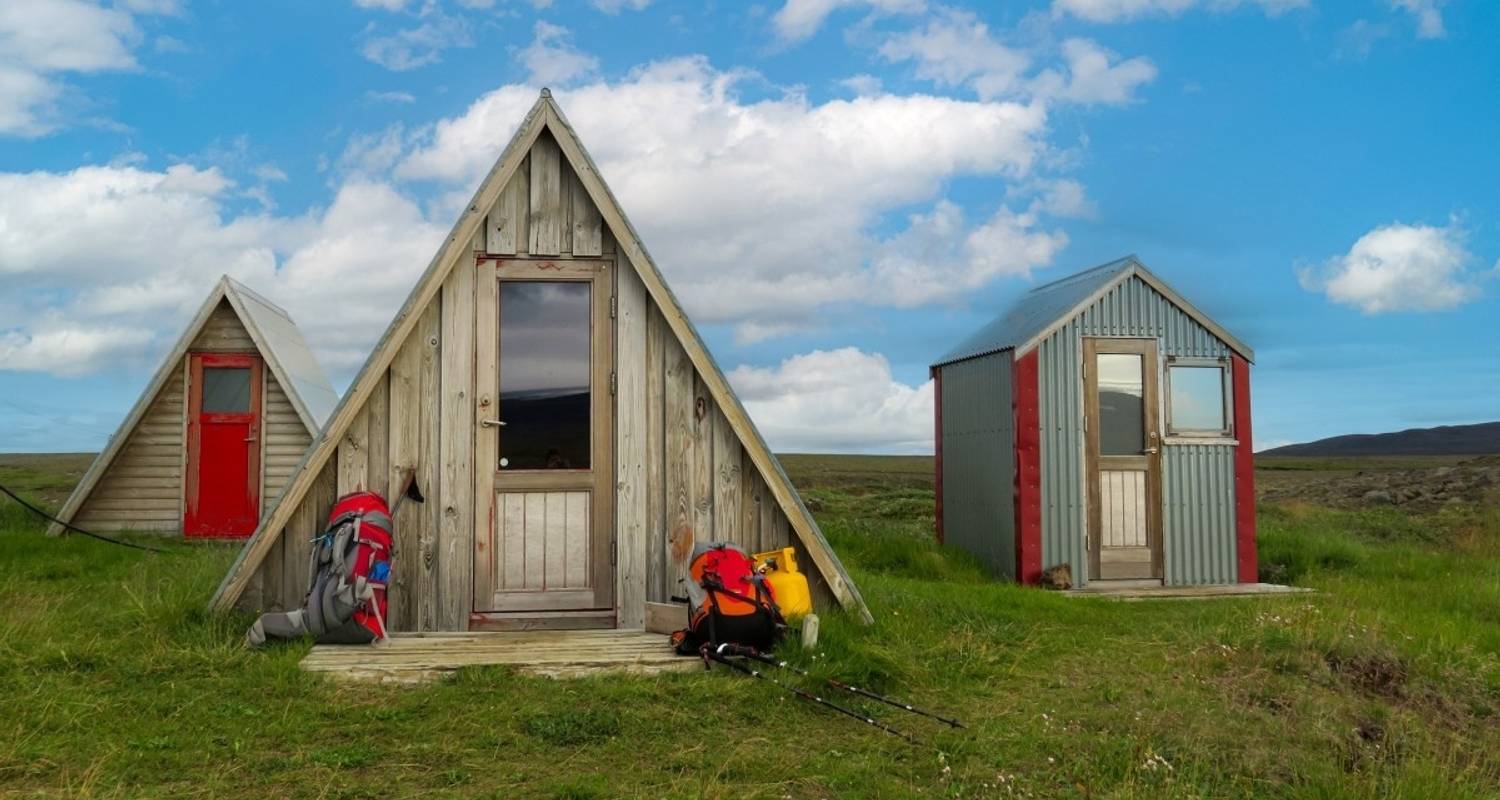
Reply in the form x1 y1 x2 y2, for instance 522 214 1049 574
0 482 164 554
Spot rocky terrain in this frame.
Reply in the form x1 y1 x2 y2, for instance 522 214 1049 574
1258 455 1500 511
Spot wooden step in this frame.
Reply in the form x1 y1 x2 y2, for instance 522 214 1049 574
300 629 699 684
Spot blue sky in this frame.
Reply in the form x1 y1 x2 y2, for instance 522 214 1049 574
1 0 1496 454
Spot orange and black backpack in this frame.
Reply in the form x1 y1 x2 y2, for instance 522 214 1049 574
672 542 786 655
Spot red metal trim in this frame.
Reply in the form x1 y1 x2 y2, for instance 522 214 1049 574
1232 355 1258 583
1013 350 1042 585
932 367 944 545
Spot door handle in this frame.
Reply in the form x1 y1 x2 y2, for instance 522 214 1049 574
1144 446 1158 454
480 419 507 428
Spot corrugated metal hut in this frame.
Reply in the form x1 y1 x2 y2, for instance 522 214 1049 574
930 256 1256 588
50 276 338 539
209 90 871 631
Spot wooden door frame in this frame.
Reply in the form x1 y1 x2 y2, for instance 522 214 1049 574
472 256 616 622
1082 337 1164 581
184 351 263 538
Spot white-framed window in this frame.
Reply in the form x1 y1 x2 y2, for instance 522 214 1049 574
1165 357 1233 438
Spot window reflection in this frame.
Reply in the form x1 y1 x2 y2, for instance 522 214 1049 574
1169 365 1226 433
202 367 252 413
1097 353 1144 456
498 281 591 470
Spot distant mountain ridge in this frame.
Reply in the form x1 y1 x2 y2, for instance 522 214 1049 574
1260 421 1500 457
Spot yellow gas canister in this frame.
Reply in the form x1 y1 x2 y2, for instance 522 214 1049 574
753 547 813 620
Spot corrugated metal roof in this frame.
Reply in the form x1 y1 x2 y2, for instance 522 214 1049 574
223 277 339 431
934 256 1136 367
933 255 1253 368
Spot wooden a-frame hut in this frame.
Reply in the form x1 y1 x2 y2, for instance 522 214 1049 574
51 276 338 539
210 90 871 632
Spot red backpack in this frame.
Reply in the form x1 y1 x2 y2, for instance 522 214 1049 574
245 491 393 647
671 542 785 655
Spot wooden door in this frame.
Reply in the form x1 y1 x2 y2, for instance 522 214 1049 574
184 352 263 538
473 258 615 617
1084 338 1163 581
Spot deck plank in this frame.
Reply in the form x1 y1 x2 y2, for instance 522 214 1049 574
300 629 696 683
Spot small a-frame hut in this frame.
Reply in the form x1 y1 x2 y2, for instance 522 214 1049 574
210 90 871 631
931 257 1256 589
51 276 338 539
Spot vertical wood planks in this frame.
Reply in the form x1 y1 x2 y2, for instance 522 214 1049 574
486 156 529 256
366 373 390 499
438 259 475 630
523 493 545 589
472 261 498 611
663 332 695 597
691 374 714 548
564 492 589 587
528 134 563 256
614 260 648 628
712 407 741 545
544 492 566 587
338 406 369 495
645 305 666 603
284 462 335 606
569 167 603 257
416 298 443 631
388 331 422 631
739 448 759 553
501 493 525 591
757 474 775 553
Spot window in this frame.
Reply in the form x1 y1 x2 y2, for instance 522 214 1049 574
1166 359 1232 437
497 281 591 470
201 367 252 413
1096 352 1146 455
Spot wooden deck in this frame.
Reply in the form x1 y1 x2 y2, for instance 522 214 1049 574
300 630 699 684
1066 582 1313 600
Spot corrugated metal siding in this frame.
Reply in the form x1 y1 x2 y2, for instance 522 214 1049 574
938 351 1016 578
1037 275 1238 585
1037 322 1086 580
1163 444 1238 584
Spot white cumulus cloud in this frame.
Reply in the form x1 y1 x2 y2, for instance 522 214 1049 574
772 0 925 43
395 57 1060 339
0 163 445 377
1031 38 1157 106
1300 220 1484 314
0 0 174 136
729 348 933 453
520 22 599 86
360 10 471 71
1390 0 1446 39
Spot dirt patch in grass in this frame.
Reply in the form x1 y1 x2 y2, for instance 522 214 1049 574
1326 650 1409 698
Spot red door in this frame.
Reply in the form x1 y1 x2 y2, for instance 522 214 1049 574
185 353 263 538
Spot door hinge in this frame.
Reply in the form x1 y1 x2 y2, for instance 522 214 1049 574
610 539 617 566
610 371 617 396
610 295 617 319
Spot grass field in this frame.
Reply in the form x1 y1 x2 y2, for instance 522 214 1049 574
1 453 1497 798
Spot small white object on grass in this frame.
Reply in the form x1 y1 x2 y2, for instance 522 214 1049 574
800 614 819 650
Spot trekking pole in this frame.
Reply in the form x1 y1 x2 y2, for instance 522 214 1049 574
726 646 965 729
704 646 916 743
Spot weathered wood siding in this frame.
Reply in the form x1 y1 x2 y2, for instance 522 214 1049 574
243 131 833 624
261 371 311 514
75 299 270 534
625 298 831 609
244 278 451 629
74 366 186 533
193 300 257 352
